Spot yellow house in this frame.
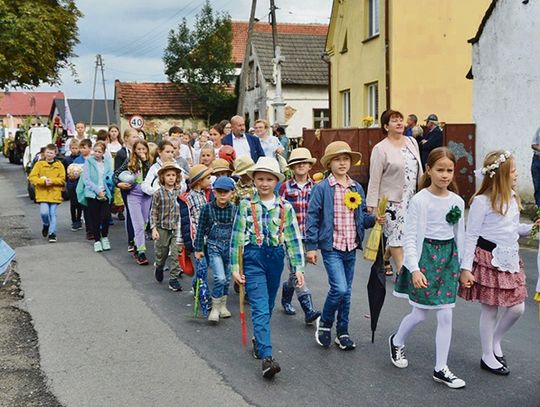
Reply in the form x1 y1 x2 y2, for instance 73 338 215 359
325 0 491 127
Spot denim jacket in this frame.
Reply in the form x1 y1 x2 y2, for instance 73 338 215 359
305 177 375 252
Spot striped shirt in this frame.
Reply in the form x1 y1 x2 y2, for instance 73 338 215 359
230 193 305 274
194 201 237 251
150 186 181 231
279 177 313 239
328 174 358 251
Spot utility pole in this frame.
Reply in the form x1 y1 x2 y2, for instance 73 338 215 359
270 0 286 127
237 0 258 117
89 54 110 137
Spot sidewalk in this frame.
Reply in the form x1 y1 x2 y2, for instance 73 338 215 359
16 242 250 407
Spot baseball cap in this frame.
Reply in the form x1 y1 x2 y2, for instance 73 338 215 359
213 176 235 191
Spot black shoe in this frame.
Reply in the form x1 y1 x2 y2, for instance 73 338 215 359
168 279 182 292
41 224 49 237
494 354 507 368
480 359 510 375
389 334 408 368
48 233 57 243
433 367 466 389
118 212 125 221
334 333 356 351
251 337 261 359
262 358 281 379
154 266 164 282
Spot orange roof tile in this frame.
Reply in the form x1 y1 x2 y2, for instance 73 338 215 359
115 81 202 117
231 21 328 65
0 91 64 116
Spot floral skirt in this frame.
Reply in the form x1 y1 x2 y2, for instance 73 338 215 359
458 246 527 307
383 201 405 247
394 238 460 309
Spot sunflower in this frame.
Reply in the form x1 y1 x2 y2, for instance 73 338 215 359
344 191 362 210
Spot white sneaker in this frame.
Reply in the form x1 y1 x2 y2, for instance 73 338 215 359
389 334 408 368
94 241 103 252
433 366 466 389
101 237 111 251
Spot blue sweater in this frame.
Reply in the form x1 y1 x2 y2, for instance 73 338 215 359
305 177 375 252
77 156 114 206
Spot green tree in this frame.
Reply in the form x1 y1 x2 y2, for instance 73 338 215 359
0 0 81 88
163 0 236 124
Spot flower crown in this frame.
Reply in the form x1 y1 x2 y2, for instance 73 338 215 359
481 151 512 178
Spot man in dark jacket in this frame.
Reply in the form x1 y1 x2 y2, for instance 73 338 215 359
222 115 265 163
419 113 443 169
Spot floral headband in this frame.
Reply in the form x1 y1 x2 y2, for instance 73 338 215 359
480 151 512 178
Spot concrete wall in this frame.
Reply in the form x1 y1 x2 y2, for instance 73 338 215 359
472 0 540 202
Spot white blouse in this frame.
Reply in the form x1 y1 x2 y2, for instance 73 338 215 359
403 189 465 273
461 194 531 273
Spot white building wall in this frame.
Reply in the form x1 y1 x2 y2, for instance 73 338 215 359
472 0 540 201
266 85 328 138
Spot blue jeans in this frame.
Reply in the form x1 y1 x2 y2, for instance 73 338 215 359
207 239 231 298
321 249 357 334
39 203 58 234
531 157 540 207
243 244 285 359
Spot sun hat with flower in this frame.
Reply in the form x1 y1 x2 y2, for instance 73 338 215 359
320 141 362 169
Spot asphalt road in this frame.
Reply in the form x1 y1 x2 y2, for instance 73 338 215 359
3 158 539 407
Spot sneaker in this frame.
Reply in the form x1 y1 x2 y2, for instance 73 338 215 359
168 279 182 292
154 265 164 282
251 336 261 359
334 333 356 351
41 224 49 237
262 358 281 379
94 241 103 252
74 221 83 231
101 237 111 251
389 334 408 368
108 218 114 226
136 252 149 265
48 233 57 243
127 243 135 253
433 367 466 389
71 222 78 232
118 212 125 221
315 317 332 348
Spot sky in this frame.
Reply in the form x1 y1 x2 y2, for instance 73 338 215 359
35 0 333 99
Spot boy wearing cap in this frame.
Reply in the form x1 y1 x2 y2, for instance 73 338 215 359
151 162 184 291
306 141 383 350
231 157 305 379
278 148 321 324
194 176 237 323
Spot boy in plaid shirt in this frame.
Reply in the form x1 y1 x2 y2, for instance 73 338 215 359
231 157 305 379
306 141 383 351
278 148 321 324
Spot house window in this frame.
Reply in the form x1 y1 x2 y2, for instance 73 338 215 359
341 90 351 128
255 66 260 87
366 82 379 120
368 0 380 37
313 109 330 129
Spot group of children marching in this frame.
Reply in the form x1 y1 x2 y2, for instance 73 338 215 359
27 121 535 384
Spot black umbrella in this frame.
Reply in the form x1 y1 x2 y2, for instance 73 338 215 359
366 210 395 343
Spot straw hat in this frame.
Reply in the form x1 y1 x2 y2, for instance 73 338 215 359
287 147 317 167
157 162 182 176
232 156 255 176
320 141 362 169
246 157 285 182
188 164 212 187
210 158 232 174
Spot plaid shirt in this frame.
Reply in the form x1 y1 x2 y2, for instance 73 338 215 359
150 186 181 231
328 174 358 251
230 193 305 274
279 177 313 239
193 201 236 252
186 188 208 239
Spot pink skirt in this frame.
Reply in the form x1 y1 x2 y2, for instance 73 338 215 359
458 246 527 307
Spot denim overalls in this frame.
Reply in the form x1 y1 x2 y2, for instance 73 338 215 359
206 205 234 298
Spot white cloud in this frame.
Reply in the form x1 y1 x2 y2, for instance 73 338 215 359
35 0 332 98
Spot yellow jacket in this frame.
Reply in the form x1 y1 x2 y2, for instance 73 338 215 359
28 160 66 204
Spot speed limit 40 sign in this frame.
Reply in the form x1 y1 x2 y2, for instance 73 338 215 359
129 115 144 130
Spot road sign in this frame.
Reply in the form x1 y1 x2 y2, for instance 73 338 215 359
128 115 144 130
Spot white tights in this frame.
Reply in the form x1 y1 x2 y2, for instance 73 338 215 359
394 306 453 371
479 303 525 368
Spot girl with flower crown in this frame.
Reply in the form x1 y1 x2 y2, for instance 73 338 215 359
458 150 539 376
389 147 466 389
